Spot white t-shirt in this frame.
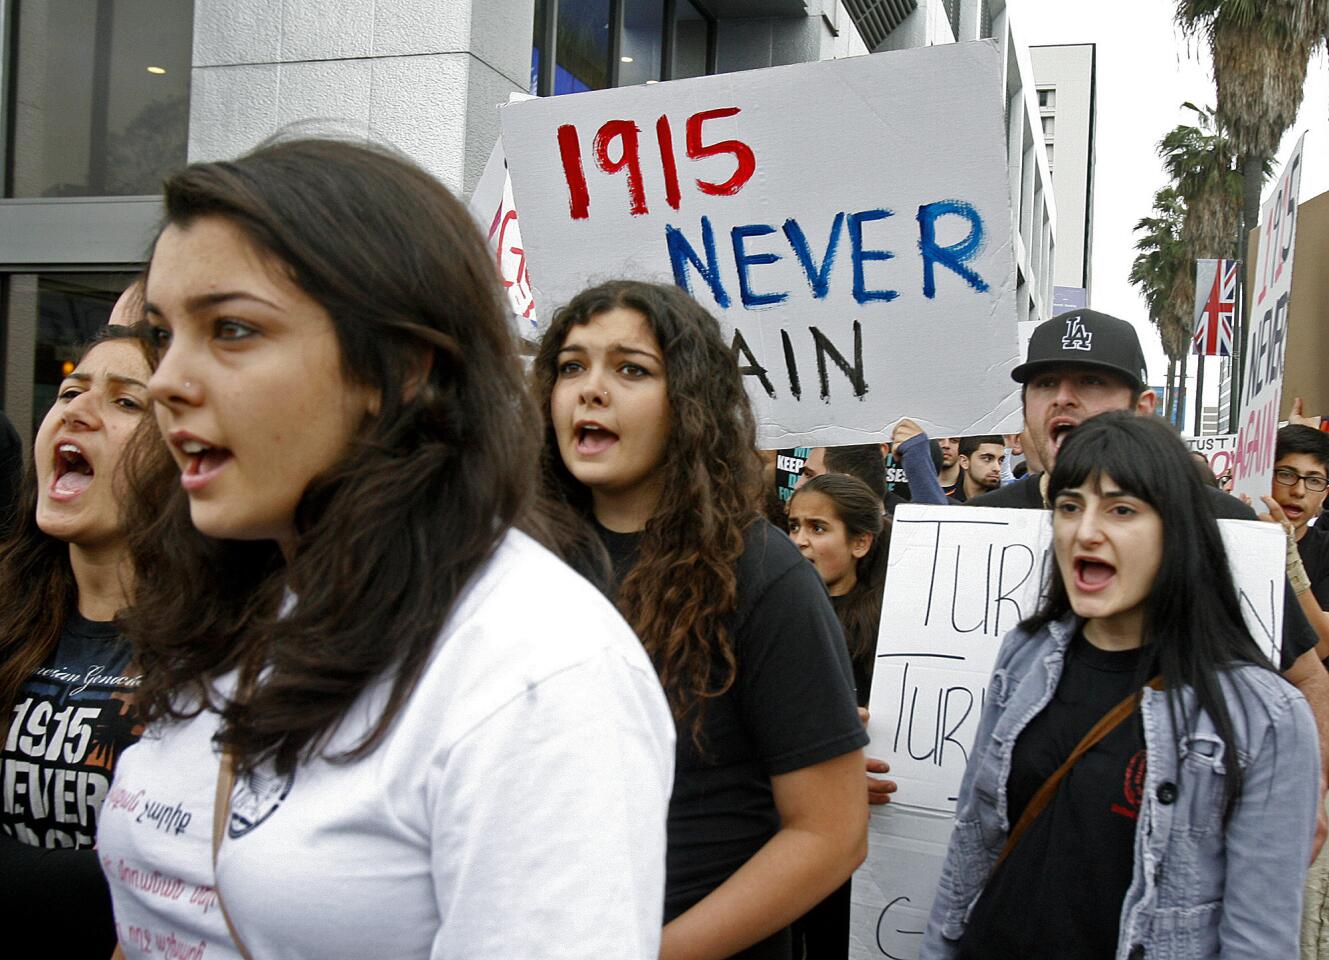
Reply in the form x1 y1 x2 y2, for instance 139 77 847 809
99 530 675 959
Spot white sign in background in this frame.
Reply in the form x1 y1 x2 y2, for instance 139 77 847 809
850 504 1288 959
1186 433 1239 484
500 41 1023 448
1232 134 1306 501
466 95 540 340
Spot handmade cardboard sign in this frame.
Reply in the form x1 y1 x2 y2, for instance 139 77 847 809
467 96 540 339
849 504 1287 957
1233 134 1306 500
500 41 1022 447
1186 433 1238 486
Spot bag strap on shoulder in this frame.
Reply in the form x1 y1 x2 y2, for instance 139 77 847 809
992 676 1162 875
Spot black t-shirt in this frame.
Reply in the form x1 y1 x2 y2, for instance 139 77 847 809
831 590 878 708
1299 523 1329 613
959 633 1144 960
598 519 868 954
0 611 143 956
969 474 1316 670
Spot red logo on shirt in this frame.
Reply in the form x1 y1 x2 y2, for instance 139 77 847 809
1111 749 1148 820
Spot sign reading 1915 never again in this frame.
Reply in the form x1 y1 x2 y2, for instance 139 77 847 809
1232 134 1306 501
500 41 1023 448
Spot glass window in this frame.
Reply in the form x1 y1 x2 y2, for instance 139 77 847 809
8 0 193 198
619 0 664 86
30 273 137 438
555 0 612 95
1038 87 1055 109
672 0 709 80
1041 115 1054 137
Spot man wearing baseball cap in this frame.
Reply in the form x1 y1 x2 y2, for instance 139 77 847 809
970 309 1329 816
973 309 1154 509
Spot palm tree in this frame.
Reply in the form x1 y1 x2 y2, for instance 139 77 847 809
1158 103 1242 259
1130 187 1191 420
1175 0 1329 241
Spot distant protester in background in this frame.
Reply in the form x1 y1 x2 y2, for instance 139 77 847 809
937 436 961 496
922 412 1319 960
787 473 889 706
1190 450 1220 488
798 420 946 513
952 435 1005 503
537 278 868 960
0 326 164 957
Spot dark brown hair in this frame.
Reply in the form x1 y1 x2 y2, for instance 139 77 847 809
0 326 157 737
124 137 537 775
533 280 759 726
788 473 888 663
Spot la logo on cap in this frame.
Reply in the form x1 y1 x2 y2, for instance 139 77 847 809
1062 317 1093 352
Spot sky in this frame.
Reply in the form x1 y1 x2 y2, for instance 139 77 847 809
1007 0 1329 427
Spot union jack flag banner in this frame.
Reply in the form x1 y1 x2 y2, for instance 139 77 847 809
1193 258 1239 356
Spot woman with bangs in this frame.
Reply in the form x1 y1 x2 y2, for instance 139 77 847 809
97 139 676 960
0 324 165 956
535 278 868 960
922 411 1319 960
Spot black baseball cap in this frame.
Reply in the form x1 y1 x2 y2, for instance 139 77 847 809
1011 309 1148 391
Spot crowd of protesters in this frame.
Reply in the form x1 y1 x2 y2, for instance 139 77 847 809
0 137 1326 960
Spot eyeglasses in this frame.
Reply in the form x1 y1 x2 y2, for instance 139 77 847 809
1274 467 1329 493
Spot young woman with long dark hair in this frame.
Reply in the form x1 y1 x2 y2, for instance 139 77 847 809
922 411 1319 959
97 139 675 960
787 472 888 707
535 278 868 960
785 471 889 958
0 326 160 956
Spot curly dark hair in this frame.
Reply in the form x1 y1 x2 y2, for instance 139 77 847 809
123 137 538 776
533 280 760 726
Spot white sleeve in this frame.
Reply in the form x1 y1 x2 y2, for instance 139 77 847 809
425 647 674 960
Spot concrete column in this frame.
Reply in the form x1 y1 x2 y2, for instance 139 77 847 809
188 0 534 195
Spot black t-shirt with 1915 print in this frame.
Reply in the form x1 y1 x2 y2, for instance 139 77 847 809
958 632 1144 960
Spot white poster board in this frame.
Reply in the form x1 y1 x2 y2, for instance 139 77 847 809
1186 433 1239 485
500 41 1022 447
467 100 540 340
850 504 1287 958
1232 135 1306 500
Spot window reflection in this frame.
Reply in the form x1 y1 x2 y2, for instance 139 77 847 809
619 0 663 86
672 0 709 80
9 0 192 198
556 0 612 95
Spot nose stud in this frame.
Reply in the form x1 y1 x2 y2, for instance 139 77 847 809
184 380 194 390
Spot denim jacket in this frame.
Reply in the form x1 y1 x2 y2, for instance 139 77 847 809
920 614 1319 960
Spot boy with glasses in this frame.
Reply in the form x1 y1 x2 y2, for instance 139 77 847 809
1261 425 1329 662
